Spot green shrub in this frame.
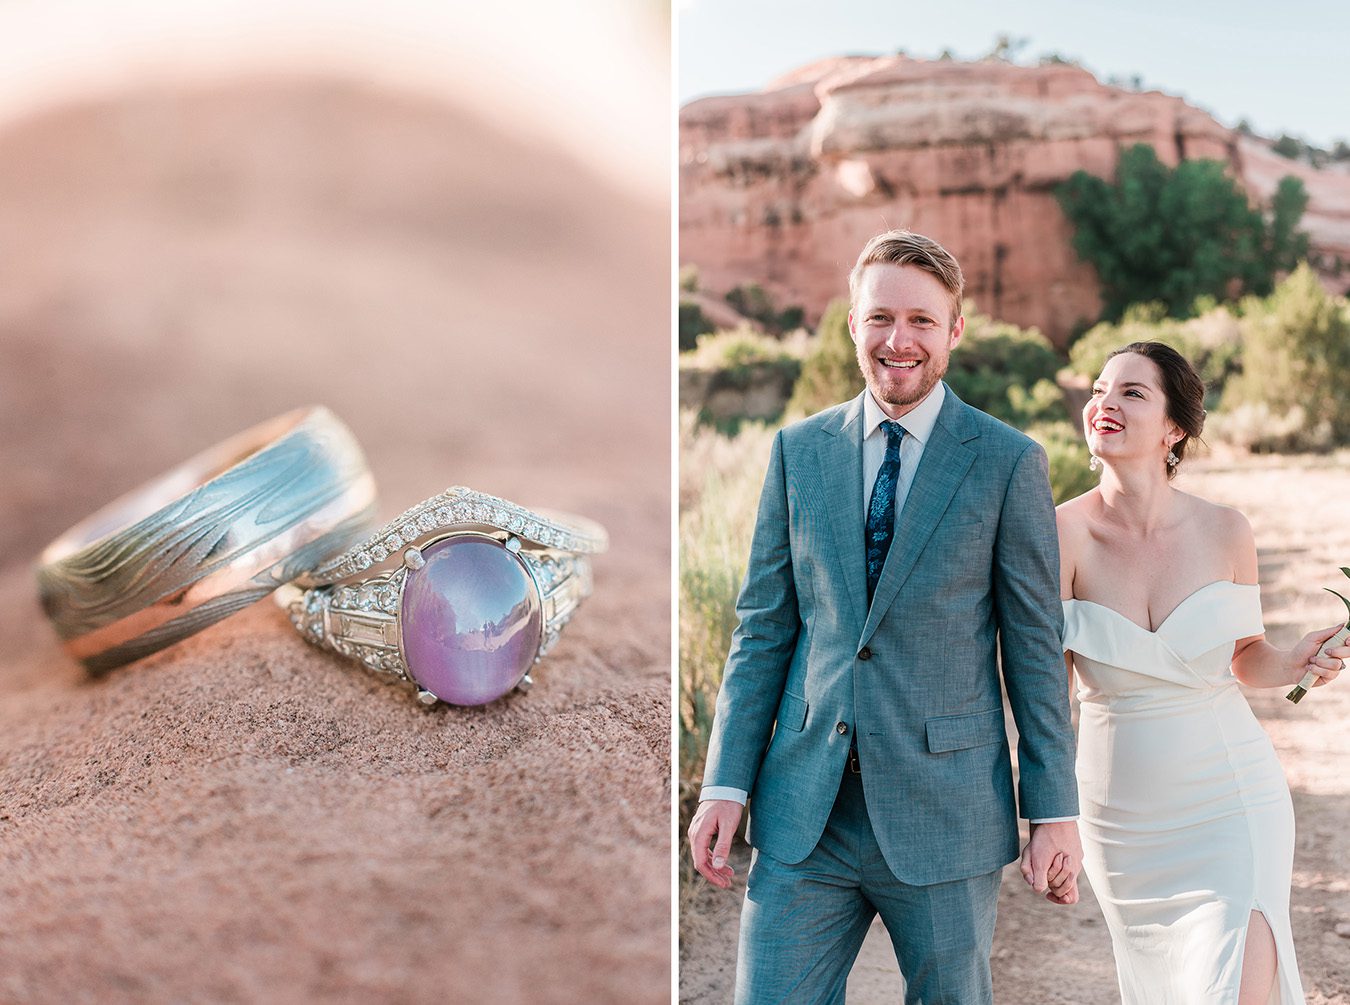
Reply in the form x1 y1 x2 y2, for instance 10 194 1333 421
786 299 864 417
682 327 797 370
725 282 807 334
946 311 1067 427
1219 263 1350 451
1066 304 1241 407
1028 421 1098 504
679 299 714 352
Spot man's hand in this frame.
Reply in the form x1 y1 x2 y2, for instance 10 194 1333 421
1020 820 1082 905
687 799 744 889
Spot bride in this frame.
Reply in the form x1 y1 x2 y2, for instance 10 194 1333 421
1055 341 1347 1003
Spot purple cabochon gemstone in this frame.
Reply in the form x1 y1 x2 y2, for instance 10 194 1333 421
400 536 542 706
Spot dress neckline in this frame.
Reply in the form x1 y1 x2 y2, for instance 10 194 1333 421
1063 580 1257 636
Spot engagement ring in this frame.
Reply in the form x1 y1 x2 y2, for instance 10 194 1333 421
282 486 607 706
36 407 377 673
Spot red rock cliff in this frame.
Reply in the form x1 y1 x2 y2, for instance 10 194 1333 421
680 55 1350 347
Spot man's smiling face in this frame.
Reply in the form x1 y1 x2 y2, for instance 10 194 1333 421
849 262 964 419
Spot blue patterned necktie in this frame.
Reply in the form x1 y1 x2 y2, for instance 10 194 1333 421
865 420 905 603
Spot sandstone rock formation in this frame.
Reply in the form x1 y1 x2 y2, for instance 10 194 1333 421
680 55 1350 347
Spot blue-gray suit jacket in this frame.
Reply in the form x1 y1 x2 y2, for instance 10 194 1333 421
702 385 1078 886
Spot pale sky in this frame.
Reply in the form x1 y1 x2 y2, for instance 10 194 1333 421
679 0 1349 148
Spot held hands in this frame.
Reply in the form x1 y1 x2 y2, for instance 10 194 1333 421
687 799 744 889
1288 623 1350 689
1020 820 1082 906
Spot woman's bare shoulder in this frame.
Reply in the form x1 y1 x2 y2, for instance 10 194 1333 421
1056 489 1099 598
1055 487 1100 533
1175 491 1256 577
1178 491 1252 538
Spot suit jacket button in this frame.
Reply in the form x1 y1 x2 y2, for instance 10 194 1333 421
836 722 848 735
858 647 872 661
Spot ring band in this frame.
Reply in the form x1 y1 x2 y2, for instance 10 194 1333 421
282 486 607 706
36 406 377 674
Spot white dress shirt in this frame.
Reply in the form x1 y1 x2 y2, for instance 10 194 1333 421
699 384 1073 823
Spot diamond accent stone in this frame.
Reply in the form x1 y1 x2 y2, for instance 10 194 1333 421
303 486 607 585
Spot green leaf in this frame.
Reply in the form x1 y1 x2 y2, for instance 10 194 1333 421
1326 587 1350 627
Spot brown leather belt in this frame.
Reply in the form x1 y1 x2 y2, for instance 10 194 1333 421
848 746 861 775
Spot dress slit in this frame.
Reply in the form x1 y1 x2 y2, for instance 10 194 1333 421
1239 903 1300 1005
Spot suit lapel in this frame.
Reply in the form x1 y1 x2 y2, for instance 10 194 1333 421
860 386 979 647
815 393 868 633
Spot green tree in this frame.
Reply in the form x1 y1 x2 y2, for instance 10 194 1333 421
985 33 1028 62
679 300 714 352
1268 175 1311 272
1056 144 1309 322
1272 134 1303 160
786 300 863 417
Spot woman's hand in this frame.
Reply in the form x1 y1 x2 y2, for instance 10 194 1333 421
1286 623 1350 688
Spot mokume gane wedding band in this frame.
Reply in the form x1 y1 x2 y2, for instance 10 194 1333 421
281 486 607 707
36 406 377 674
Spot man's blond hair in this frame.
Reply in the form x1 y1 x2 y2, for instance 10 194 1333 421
848 230 964 327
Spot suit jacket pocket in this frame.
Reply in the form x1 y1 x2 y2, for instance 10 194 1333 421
775 691 808 732
938 517 986 543
925 708 1005 753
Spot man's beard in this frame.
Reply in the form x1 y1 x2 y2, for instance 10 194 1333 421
856 344 946 410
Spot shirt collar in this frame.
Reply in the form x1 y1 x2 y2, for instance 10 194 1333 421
863 381 945 446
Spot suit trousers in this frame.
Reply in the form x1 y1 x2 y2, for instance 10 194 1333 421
734 769 1001 1005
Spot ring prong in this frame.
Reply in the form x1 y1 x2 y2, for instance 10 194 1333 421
505 536 522 553
516 673 534 694
404 547 425 570
416 688 439 706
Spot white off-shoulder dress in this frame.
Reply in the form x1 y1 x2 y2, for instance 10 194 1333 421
1063 580 1304 1004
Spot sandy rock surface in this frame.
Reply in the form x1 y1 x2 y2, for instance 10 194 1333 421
0 76 670 1003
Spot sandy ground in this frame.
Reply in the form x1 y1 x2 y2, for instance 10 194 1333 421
0 76 670 1002
680 451 1350 1003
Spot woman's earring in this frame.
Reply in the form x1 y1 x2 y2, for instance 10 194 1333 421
1166 449 1179 469
1089 455 1101 472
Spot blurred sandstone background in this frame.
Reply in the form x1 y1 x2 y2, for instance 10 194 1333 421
677 16 1350 1004
0 2 670 1002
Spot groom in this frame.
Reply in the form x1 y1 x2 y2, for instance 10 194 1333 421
688 230 1081 1003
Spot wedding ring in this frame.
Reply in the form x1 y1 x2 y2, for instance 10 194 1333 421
282 486 607 706
36 407 377 674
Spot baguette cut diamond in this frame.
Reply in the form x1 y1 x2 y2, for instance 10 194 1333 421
400 536 542 706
